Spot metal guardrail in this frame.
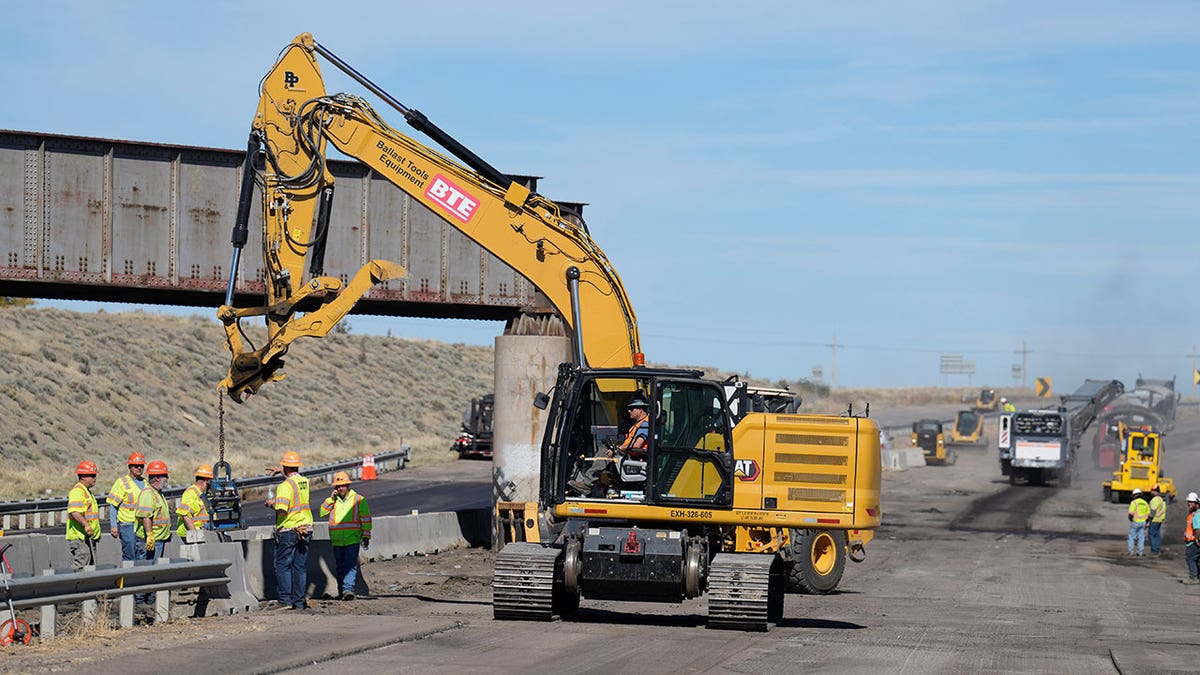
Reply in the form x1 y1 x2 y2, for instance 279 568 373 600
4 558 232 611
0 447 410 518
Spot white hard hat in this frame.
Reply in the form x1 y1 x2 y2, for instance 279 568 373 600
1131 488 1142 496
1188 492 1200 503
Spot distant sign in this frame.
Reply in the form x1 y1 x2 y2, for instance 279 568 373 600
1036 377 1052 398
940 354 976 375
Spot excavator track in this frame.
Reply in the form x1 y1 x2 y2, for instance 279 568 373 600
493 542 561 621
706 553 783 631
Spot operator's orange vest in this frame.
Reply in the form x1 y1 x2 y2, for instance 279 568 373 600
1186 511 1196 544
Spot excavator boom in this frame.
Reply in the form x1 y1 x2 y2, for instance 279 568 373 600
219 33 639 400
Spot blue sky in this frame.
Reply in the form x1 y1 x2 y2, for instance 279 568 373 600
4 3 1199 390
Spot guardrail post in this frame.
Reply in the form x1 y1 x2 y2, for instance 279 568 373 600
119 561 135 628
2 515 9 530
18 513 26 530
39 569 56 638
33 511 41 528
81 597 96 625
154 558 170 623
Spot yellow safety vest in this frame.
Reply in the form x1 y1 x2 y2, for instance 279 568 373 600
275 475 313 530
1129 498 1150 524
320 490 372 546
107 475 144 523
135 486 172 540
66 482 100 541
1149 495 1167 524
175 484 211 537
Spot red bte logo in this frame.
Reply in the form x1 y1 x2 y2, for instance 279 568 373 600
425 174 478 223
734 459 760 482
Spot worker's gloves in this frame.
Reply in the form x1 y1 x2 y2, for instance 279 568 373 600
362 537 371 551
145 534 156 552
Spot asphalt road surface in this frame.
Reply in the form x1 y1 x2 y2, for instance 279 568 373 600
12 410 1200 674
292 413 1200 673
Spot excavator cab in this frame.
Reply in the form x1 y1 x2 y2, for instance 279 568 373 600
543 368 734 505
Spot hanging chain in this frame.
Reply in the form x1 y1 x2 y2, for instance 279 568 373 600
218 389 226 466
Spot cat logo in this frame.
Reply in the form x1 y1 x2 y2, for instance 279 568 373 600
734 459 760 482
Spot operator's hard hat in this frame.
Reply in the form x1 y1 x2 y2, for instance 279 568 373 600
627 393 650 409
146 460 169 476
1000 397 1008 403
195 464 214 479
333 471 351 486
280 451 303 468
76 460 98 475
1188 492 1200 504
128 452 146 466
1131 488 1143 496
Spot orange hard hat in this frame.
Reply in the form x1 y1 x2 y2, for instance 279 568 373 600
195 464 214 479
146 460 169 476
333 471 351 486
128 452 146 465
280 451 302 468
76 460 98 475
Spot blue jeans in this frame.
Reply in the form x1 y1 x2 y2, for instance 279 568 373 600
1187 544 1200 579
1128 522 1147 555
1148 521 1163 554
274 530 309 608
118 522 138 561
333 544 361 595
134 537 166 603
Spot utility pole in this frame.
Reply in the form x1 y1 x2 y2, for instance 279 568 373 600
1014 340 1031 391
825 336 840 389
1188 345 1199 397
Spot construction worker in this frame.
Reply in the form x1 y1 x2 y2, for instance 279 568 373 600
266 451 312 610
135 461 173 561
1127 487 1150 557
66 460 101 571
569 393 651 495
1183 493 1200 584
106 452 146 561
1001 397 1016 413
319 471 372 600
1148 484 1167 556
176 465 213 542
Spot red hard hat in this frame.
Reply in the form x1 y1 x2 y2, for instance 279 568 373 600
128 452 146 465
76 460 98 475
195 464 214 479
280 451 303 468
146 460 169 476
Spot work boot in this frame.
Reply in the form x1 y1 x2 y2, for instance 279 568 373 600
341 592 355 601
1180 577 1200 585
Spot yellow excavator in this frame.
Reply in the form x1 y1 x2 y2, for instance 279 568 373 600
218 33 881 631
